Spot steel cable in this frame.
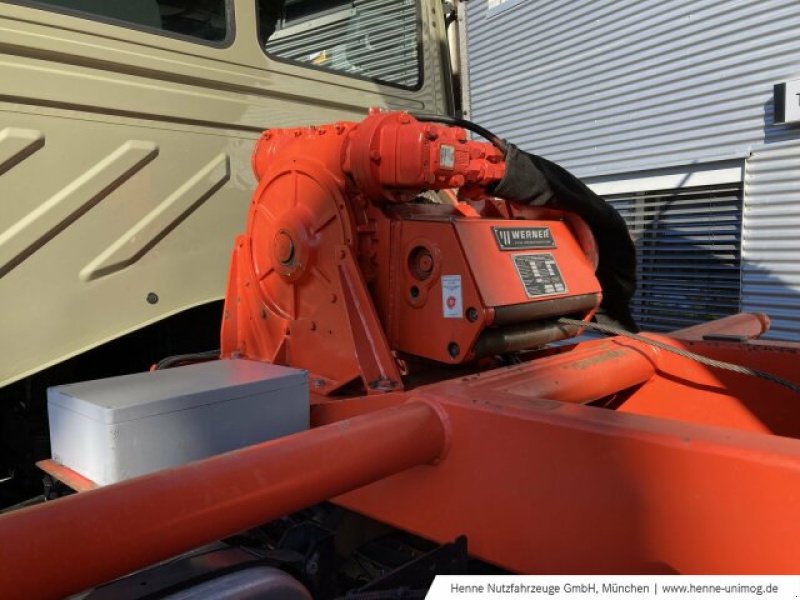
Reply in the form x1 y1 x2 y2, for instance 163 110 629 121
557 317 800 396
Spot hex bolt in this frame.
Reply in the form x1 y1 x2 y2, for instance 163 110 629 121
419 254 433 272
275 231 295 265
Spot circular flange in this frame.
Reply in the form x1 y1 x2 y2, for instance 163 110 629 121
246 163 354 320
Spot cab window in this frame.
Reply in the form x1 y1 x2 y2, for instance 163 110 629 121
22 0 229 43
259 0 421 89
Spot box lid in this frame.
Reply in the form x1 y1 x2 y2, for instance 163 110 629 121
47 359 307 424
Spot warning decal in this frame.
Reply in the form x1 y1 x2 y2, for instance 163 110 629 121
512 253 567 297
441 275 463 318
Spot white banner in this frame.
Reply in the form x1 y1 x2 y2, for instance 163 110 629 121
427 576 799 599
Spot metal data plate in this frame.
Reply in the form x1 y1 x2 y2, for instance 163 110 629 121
511 253 567 297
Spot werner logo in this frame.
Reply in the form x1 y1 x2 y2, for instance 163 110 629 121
492 226 555 250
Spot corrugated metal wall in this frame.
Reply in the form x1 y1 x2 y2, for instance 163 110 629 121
742 139 800 339
466 0 800 339
466 0 800 176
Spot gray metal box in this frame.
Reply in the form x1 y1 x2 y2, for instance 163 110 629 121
48 359 308 486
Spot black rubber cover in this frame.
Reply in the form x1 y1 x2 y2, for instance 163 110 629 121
491 143 638 332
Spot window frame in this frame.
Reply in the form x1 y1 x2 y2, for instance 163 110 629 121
256 0 425 92
6 0 237 48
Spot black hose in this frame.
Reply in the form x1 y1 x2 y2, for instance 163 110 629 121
409 112 507 153
154 349 220 370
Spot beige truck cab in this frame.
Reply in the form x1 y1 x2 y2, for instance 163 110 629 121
0 0 453 390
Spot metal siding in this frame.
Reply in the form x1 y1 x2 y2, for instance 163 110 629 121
465 0 800 177
742 140 800 340
467 0 800 339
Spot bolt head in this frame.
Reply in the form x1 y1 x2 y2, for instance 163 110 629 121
274 231 295 265
448 342 460 358
449 174 465 187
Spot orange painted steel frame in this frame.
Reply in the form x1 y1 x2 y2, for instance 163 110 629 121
0 402 447 600
329 333 800 575
2 317 800 599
